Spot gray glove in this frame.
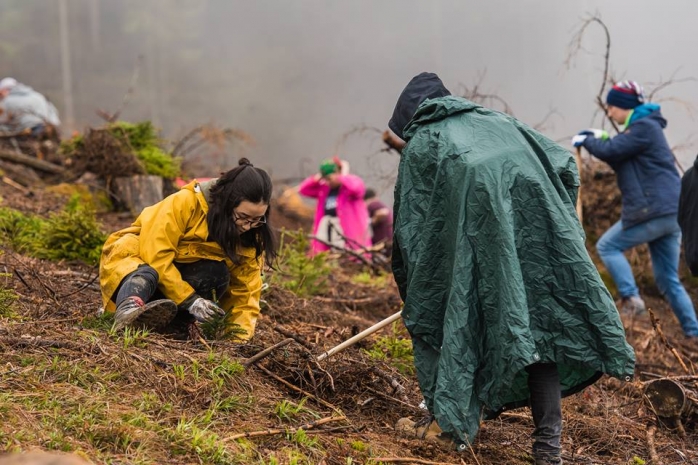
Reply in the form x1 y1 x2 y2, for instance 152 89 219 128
185 296 225 323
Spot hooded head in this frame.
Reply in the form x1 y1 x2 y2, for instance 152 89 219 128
388 72 451 141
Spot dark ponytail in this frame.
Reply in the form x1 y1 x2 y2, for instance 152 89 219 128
207 158 277 265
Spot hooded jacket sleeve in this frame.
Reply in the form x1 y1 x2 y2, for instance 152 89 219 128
218 253 263 340
298 175 323 198
582 124 651 164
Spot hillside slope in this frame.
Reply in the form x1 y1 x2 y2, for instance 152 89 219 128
0 171 696 465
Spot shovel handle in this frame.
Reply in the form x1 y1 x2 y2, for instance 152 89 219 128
317 311 403 361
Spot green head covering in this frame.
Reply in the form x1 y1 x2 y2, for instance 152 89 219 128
319 159 339 177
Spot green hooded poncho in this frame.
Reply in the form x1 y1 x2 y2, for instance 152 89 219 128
391 89 635 445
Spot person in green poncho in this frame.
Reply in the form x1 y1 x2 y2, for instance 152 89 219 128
387 72 635 465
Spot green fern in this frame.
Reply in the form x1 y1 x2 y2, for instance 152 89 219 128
0 196 106 264
0 207 43 252
33 195 106 264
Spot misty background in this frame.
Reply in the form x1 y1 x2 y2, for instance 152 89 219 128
1 0 697 200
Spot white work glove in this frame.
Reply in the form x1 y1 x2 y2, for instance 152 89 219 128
571 129 609 147
585 128 609 140
185 296 225 323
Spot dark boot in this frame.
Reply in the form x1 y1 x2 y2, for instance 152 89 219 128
132 299 178 330
395 416 455 449
114 297 177 331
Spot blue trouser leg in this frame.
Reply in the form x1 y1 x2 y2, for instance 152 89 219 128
527 363 562 460
596 220 641 298
649 233 698 337
597 214 698 337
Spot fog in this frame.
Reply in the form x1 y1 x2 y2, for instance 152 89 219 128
2 0 698 198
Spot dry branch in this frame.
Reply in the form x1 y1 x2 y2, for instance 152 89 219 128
309 234 382 272
648 308 691 374
97 54 144 123
242 338 294 367
646 424 662 465
332 124 383 155
566 14 619 133
253 363 341 414
0 150 65 174
273 324 315 350
568 14 691 174
458 70 514 115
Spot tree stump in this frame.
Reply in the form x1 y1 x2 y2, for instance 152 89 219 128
112 175 164 215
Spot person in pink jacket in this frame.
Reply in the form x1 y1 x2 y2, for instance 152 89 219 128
298 158 370 255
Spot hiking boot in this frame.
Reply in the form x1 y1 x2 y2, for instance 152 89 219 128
132 299 178 331
395 416 455 449
114 296 146 330
113 297 177 331
618 295 646 315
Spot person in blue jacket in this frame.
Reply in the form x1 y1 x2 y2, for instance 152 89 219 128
572 81 698 338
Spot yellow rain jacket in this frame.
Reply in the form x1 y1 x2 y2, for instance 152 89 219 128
99 180 263 340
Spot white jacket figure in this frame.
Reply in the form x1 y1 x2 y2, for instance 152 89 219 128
0 77 60 133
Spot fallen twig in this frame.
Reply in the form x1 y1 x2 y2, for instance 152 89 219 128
57 271 100 299
273 324 314 350
224 414 345 441
243 338 294 367
253 363 341 414
365 386 419 410
0 150 65 174
646 424 662 465
648 308 691 374
13 268 31 290
370 366 407 398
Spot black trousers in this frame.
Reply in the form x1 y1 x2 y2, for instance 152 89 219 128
113 260 230 308
526 363 562 459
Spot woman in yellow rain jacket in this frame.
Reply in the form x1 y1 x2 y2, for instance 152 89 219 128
99 158 276 340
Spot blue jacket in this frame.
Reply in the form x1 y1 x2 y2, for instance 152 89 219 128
582 105 680 228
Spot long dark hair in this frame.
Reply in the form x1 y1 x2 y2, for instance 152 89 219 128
207 158 277 265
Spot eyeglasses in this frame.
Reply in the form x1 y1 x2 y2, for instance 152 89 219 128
233 211 267 228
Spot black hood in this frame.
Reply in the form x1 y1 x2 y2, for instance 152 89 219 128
388 72 451 140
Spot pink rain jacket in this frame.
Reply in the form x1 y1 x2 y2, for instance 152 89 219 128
298 174 370 255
